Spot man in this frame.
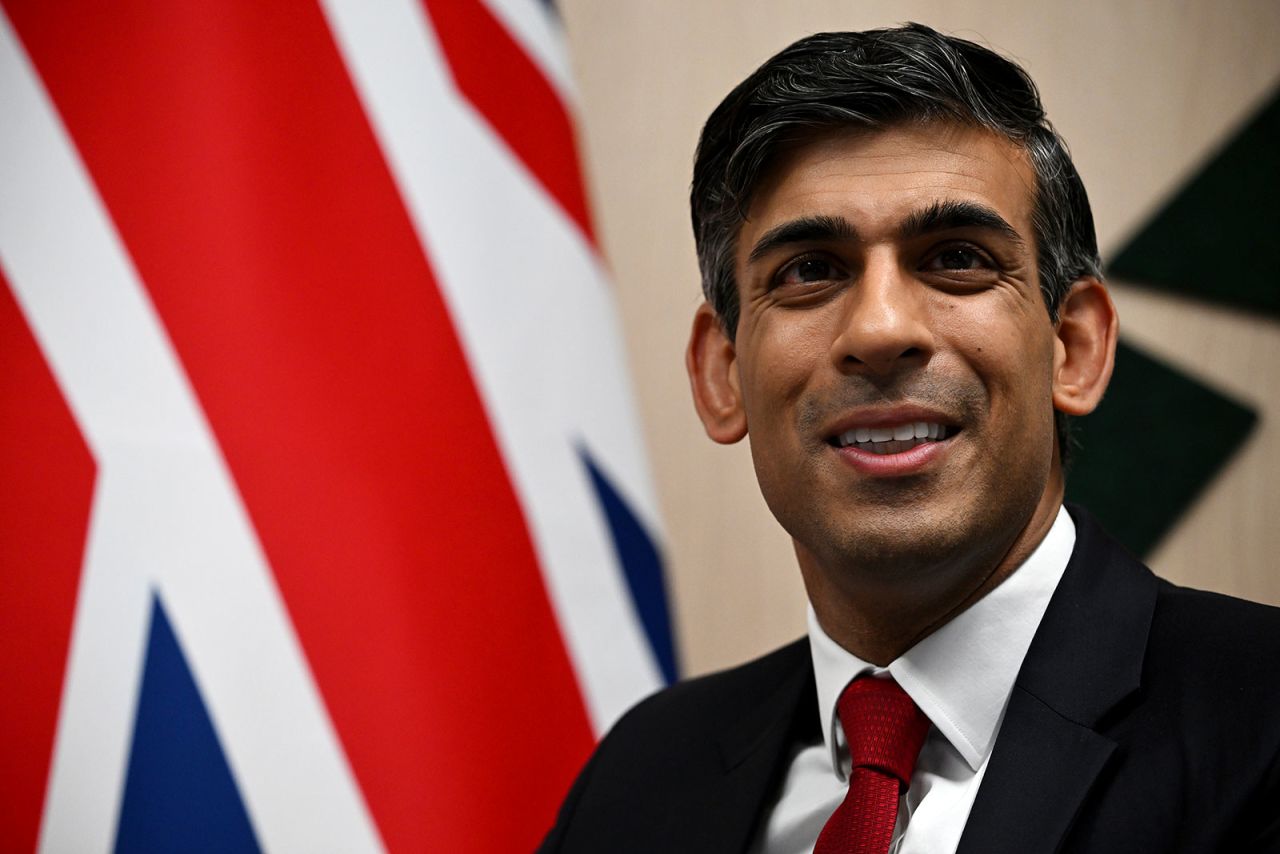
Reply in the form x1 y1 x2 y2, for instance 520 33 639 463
541 24 1280 854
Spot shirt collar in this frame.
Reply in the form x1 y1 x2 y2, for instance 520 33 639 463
809 505 1076 778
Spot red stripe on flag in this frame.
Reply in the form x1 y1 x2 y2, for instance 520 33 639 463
5 3 593 851
0 270 96 854
423 0 598 246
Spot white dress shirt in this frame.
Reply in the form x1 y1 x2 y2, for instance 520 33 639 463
751 506 1076 854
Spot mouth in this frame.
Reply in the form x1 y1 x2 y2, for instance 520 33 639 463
827 421 958 456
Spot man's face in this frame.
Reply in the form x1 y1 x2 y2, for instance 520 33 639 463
727 121 1062 587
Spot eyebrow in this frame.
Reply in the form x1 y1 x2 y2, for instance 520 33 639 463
746 215 857 264
745 200 1025 265
897 199 1025 246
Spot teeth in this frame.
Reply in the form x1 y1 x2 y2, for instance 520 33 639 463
836 422 950 449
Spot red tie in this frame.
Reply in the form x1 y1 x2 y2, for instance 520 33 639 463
813 676 931 854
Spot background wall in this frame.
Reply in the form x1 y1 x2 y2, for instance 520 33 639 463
557 0 1280 677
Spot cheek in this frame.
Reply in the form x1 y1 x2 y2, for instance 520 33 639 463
738 314 833 412
983 329 1058 437
946 308 1057 430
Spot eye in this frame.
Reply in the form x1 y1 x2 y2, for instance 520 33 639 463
930 246 985 270
775 255 845 287
921 244 998 276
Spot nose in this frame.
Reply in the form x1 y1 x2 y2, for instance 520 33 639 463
830 250 934 375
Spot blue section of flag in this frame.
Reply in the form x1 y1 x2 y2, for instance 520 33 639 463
580 448 678 683
114 594 261 854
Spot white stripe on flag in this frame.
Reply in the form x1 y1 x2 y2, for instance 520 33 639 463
0 13 384 853
320 0 667 733
480 0 579 106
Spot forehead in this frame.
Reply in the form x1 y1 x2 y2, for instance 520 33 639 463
739 121 1037 253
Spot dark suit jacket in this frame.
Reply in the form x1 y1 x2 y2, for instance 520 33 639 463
540 507 1280 853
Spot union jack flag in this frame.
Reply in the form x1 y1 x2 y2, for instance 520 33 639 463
0 2 673 851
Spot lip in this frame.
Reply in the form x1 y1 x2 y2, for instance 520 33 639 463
822 404 960 477
823 404 959 438
832 433 954 476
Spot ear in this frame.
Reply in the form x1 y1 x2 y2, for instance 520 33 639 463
1052 277 1118 416
686 302 748 444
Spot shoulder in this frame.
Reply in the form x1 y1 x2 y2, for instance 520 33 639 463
538 639 812 852
1083 512 1280 835
1093 574 1280 847
611 638 810 734
591 637 811 773
1151 577 1280 652
1146 577 1280 703
1068 504 1280 694
1017 508 1280 848
1066 504 1280 669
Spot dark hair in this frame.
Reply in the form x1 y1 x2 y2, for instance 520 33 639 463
689 23 1101 462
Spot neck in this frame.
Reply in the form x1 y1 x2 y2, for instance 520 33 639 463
802 481 1064 666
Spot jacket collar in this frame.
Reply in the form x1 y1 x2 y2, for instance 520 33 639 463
711 639 817 853
957 504 1158 854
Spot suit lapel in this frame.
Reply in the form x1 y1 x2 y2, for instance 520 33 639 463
957 506 1158 854
705 641 817 854
955 686 1117 854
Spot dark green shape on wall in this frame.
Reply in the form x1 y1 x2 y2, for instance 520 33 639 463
1068 84 1277 556
1065 339 1257 556
1108 89 1280 316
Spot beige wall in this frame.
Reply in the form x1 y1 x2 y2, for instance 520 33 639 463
558 1 1280 677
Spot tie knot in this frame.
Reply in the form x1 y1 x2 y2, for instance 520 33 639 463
836 676 930 786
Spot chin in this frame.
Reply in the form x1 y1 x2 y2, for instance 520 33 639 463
832 515 977 578
793 490 1040 586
